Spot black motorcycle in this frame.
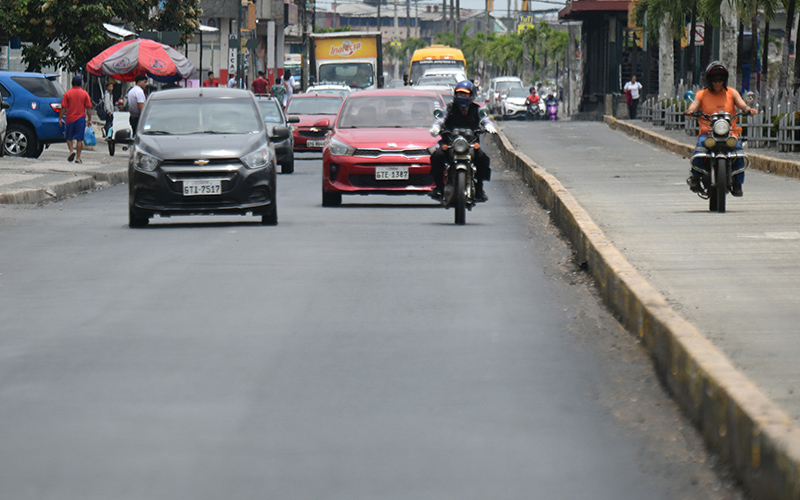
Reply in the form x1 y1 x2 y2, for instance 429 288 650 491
431 109 486 225
684 90 756 213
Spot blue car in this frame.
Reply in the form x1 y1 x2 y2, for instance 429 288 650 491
0 72 65 158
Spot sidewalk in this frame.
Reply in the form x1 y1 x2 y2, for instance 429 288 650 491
0 139 127 204
495 120 800 500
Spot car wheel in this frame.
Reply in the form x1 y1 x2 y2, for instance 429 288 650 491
322 189 342 207
260 204 278 225
128 206 150 228
281 151 294 174
4 123 40 158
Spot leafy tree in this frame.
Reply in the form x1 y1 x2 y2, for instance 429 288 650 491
0 0 201 73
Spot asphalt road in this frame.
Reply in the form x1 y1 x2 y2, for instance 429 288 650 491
0 148 744 499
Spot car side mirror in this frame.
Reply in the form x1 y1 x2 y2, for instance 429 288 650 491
314 118 330 128
287 116 300 124
1 100 8 110
271 126 291 141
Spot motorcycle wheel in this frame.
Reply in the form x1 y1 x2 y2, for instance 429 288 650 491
455 170 467 225
710 158 727 213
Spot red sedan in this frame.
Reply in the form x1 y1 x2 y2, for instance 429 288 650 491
321 89 446 206
285 93 344 152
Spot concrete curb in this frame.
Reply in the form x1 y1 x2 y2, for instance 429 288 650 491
492 129 800 500
0 169 127 205
605 116 800 180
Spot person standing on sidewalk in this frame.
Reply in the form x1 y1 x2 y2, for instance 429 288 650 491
102 81 115 138
126 74 147 137
623 75 643 119
58 75 92 163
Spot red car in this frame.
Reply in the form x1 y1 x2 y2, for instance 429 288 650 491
321 88 446 206
285 93 344 152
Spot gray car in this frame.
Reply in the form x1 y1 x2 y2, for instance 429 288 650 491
255 96 299 174
128 88 290 227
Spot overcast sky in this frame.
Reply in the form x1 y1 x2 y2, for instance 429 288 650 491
314 0 567 16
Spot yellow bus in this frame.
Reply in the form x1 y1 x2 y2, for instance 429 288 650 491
408 45 467 85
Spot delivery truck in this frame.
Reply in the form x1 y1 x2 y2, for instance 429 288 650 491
309 31 383 90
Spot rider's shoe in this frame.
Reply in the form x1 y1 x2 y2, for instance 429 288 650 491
429 187 443 201
687 176 703 193
475 189 489 203
731 183 743 197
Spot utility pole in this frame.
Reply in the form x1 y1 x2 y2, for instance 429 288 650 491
237 0 243 88
455 0 461 48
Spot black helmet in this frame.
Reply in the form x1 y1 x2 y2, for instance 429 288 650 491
705 61 729 88
454 80 476 107
529 86 536 93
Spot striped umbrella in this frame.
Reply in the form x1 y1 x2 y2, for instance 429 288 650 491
87 38 195 83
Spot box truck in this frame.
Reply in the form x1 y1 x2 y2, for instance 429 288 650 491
309 31 383 90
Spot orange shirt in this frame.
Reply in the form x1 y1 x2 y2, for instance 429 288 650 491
61 87 92 123
694 87 739 137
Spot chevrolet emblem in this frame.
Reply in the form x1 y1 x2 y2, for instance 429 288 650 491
194 159 210 166
310 127 320 133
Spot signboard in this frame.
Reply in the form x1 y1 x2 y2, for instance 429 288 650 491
314 36 378 60
517 14 535 34
683 22 705 47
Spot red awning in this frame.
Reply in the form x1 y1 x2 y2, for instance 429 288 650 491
559 0 630 19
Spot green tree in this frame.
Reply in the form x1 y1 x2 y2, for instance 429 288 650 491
0 0 201 73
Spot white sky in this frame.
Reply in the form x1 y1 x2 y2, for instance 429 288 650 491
314 0 567 16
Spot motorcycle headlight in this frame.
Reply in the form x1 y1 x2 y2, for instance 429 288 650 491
134 149 161 172
328 138 356 157
452 136 470 154
712 120 730 136
704 136 716 149
241 145 272 169
726 136 738 148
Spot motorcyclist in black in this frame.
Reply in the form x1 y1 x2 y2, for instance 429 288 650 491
429 80 497 202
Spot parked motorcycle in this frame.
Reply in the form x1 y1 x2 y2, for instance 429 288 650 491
431 108 487 225
684 90 755 213
106 110 133 157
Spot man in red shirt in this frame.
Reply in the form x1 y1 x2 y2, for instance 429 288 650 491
202 71 218 87
58 75 92 163
252 71 269 95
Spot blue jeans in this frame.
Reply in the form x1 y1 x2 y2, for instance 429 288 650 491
691 134 745 185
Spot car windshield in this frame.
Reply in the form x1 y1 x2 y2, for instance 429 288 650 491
141 98 262 135
318 62 374 89
257 100 284 123
507 88 529 98
496 80 523 91
337 95 442 129
11 76 64 98
286 96 343 115
415 76 458 87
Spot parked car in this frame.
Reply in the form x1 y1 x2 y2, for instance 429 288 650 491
128 88 290 227
0 96 9 157
256 96 300 173
500 87 531 120
321 88 446 206
487 76 523 114
284 93 344 152
305 83 352 99
0 72 65 158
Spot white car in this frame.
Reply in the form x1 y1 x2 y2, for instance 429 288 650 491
420 68 468 84
305 83 352 99
0 97 8 157
500 87 531 120
487 76 524 114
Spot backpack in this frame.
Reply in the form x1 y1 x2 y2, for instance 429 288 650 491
94 100 108 121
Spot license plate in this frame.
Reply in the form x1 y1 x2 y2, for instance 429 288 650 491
375 166 409 180
307 139 326 148
183 179 221 196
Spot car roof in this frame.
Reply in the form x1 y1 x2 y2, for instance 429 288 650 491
291 92 343 98
0 71 59 78
492 76 523 82
149 87 254 100
346 88 444 98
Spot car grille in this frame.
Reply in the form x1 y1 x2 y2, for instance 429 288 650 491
353 148 430 157
298 129 329 139
349 173 433 188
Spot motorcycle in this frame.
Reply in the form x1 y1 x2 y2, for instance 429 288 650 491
684 90 755 213
106 110 133 157
431 108 487 225
525 98 546 121
545 98 558 120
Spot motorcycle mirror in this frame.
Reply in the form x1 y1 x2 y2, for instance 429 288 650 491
744 91 756 105
433 108 444 119
683 91 696 103
478 108 489 119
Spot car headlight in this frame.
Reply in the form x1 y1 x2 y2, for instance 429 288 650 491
712 120 730 136
328 138 356 157
241 145 272 169
452 136 470 154
134 149 161 172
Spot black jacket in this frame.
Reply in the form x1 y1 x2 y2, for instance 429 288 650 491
443 101 482 130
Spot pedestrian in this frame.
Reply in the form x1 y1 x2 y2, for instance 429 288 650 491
271 76 286 108
58 74 93 163
283 69 295 104
203 71 217 87
228 72 237 88
127 74 148 137
102 81 115 138
623 75 643 119
252 71 269 95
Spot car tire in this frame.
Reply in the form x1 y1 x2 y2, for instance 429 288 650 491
5 123 40 158
260 204 278 225
281 151 294 174
128 206 150 228
322 189 342 207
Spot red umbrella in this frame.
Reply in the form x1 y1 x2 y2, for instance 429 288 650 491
87 38 195 83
